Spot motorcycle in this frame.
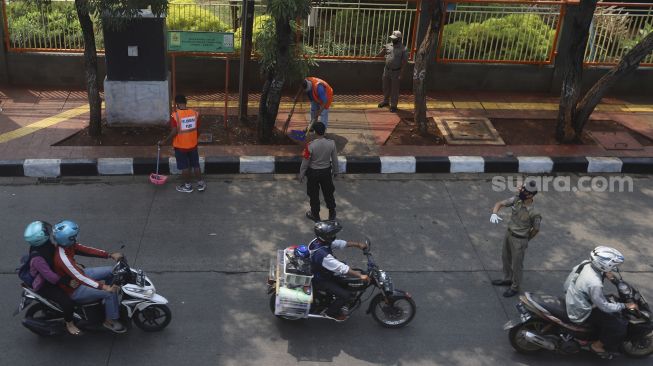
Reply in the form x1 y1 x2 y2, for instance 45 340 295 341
267 239 416 328
15 257 171 336
504 273 653 358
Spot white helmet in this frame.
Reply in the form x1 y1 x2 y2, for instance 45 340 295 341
590 246 624 273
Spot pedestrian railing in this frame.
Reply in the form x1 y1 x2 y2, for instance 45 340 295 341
584 2 653 66
301 1 417 59
437 1 564 65
2 0 653 66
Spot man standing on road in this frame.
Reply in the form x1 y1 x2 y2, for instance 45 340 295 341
299 122 339 222
302 77 333 131
377 30 408 113
489 180 542 297
159 95 206 193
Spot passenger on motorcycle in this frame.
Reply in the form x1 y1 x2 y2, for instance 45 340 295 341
52 220 127 334
309 221 369 321
564 246 638 356
23 221 82 336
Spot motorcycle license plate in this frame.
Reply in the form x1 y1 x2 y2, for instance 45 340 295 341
515 302 531 322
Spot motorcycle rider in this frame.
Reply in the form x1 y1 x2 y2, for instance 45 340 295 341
564 246 638 357
309 221 368 321
23 221 82 336
52 220 127 333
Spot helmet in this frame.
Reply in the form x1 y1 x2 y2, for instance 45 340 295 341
314 221 342 244
590 246 624 273
522 179 538 195
23 221 52 247
303 79 311 92
53 220 80 247
294 245 310 259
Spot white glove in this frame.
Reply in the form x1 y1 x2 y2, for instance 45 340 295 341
490 213 503 224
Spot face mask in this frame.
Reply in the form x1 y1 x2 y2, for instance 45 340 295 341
519 191 531 201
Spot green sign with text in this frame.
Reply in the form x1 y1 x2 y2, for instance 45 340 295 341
167 31 234 53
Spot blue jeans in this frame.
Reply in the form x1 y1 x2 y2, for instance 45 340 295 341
71 266 119 320
310 102 329 129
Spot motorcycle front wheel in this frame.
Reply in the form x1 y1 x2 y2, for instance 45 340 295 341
370 293 416 328
508 319 548 354
133 304 172 332
622 336 653 358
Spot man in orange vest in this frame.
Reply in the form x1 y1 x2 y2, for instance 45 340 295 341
158 95 205 193
302 77 333 130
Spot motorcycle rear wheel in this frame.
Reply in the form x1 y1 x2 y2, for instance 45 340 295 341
370 293 416 328
508 319 548 354
23 303 63 336
133 304 172 332
622 336 653 358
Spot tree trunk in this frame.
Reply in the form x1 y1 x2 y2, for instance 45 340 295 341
74 0 101 137
257 16 292 143
555 0 597 143
413 0 443 133
574 30 653 133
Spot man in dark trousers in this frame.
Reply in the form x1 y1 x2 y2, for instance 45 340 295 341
298 122 339 222
377 30 408 113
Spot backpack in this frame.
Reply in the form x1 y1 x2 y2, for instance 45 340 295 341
17 251 40 287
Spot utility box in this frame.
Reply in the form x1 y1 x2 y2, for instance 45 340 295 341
103 9 169 126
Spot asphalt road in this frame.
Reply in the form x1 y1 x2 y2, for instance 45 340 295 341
1 174 652 366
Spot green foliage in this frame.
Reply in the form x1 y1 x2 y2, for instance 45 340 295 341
256 17 317 79
167 0 229 32
7 1 86 48
330 9 412 54
442 14 556 61
256 0 314 82
233 14 271 52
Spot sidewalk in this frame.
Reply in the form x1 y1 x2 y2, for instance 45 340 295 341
1 87 653 176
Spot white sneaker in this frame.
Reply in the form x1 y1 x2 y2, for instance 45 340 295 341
176 183 193 193
196 180 206 192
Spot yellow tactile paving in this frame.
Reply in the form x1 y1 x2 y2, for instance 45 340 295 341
0 104 89 144
452 101 484 109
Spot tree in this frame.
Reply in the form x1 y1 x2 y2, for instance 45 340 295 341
70 0 167 137
256 0 314 143
412 0 444 133
555 0 598 143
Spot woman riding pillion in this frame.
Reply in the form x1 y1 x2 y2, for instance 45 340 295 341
52 220 127 333
23 221 82 336
308 221 368 321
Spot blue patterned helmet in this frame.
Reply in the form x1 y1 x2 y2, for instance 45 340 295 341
53 220 80 247
24 221 52 247
294 245 310 259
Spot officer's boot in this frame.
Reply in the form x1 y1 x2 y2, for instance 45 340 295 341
328 209 336 221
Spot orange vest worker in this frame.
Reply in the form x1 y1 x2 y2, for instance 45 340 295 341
172 109 199 150
306 77 333 109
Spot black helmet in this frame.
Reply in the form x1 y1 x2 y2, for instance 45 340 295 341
314 221 342 244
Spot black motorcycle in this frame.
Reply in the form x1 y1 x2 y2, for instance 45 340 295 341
505 273 653 358
267 240 416 328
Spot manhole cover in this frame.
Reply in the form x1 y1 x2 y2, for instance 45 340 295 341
589 131 643 150
434 117 504 145
198 133 213 143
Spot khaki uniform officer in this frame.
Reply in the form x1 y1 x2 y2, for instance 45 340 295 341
490 180 542 297
378 30 408 113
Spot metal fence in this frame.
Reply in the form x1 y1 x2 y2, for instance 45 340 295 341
3 0 653 66
302 1 417 59
585 2 653 66
437 1 563 64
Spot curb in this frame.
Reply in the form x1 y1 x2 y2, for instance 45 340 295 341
1 156 653 177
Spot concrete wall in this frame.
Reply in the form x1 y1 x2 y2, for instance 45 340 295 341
3 52 653 96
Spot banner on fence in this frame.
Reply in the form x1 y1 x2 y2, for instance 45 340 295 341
167 31 234 53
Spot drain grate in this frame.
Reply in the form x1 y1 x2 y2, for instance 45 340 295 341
434 117 505 145
589 131 643 150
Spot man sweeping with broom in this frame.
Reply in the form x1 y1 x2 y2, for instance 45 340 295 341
287 77 333 141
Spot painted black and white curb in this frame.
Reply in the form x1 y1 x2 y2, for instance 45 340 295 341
1 156 652 177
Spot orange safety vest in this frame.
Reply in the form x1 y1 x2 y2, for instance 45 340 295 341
306 77 333 110
172 109 199 150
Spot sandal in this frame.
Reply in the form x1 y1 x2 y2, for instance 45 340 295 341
589 344 615 359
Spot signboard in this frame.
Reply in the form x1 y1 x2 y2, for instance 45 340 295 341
167 31 234 53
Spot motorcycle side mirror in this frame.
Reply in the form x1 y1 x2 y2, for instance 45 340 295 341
364 238 371 253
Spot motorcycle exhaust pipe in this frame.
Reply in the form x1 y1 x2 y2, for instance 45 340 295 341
523 331 557 351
